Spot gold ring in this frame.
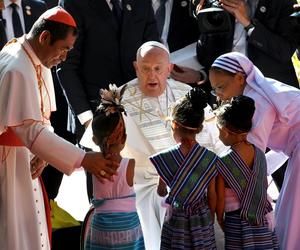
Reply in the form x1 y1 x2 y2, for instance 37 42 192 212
100 170 106 176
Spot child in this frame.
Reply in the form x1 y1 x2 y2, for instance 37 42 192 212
149 87 220 249
209 52 300 248
215 95 279 249
83 85 145 250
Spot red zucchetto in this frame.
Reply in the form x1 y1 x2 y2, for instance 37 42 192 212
39 6 77 28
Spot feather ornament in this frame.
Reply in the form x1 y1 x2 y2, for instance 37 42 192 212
97 84 127 116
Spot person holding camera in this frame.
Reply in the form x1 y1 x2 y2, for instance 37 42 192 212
172 0 299 193
185 0 299 89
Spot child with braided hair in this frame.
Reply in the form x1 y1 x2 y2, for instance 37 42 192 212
215 95 279 249
150 87 220 249
83 84 145 250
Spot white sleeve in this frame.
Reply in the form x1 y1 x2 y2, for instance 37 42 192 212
12 120 85 175
196 105 228 155
199 120 228 155
77 110 93 125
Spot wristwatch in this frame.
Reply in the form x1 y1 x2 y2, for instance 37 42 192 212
244 22 255 32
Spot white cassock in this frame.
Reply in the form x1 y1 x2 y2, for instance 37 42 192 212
81 78 227 250
0 36 85 250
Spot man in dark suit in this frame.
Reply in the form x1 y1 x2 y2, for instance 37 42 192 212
57 0 159 135
152 0 199 52
178 0 298 89
0 0 47 49
43 0 58 8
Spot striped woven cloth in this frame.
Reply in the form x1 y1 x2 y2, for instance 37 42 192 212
150 143 219 210
150 143 220 249
218 146 279 249
84 211 144 250
224 210 279 249
218 146 272 225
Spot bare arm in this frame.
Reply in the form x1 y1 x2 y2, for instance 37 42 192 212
157 178 168 197
207 176 217 222
126 158 135 187
216 174 225 231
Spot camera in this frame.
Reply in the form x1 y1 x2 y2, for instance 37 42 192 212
194 0 233 68
196 0 232 34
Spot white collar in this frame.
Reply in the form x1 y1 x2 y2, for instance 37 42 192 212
4 0 22 9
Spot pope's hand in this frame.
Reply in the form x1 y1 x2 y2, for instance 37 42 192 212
81 152 119 182
171 65 206 85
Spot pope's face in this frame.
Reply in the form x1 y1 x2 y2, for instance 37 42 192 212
134 47 173 97
40 31 76 68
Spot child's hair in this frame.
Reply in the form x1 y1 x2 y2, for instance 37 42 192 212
92 111 123 142
171 87 208 130
216 95 255 133
92 84 127 155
